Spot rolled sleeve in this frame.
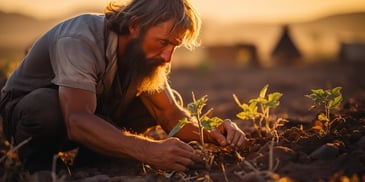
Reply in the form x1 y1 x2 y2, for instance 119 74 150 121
50 37 100 92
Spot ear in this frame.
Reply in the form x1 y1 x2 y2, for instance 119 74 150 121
128 16 140 37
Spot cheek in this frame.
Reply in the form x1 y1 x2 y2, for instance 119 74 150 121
142 40 163 58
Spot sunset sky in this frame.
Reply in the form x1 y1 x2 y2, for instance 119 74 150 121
1 0 365 23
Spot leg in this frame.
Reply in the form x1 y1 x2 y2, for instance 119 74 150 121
12 88 68 172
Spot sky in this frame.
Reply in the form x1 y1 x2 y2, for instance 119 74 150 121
1 0 365 23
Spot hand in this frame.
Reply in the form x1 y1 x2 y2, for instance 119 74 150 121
209 119 247 150
143 137 196 171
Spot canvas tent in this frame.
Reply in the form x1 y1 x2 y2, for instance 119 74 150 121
271 25 302 65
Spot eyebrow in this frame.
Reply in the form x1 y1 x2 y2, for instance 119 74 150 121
162 38 182 46
172 38 183 46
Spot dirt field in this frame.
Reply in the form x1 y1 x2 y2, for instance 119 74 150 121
1 61 365 181
170 62 365 123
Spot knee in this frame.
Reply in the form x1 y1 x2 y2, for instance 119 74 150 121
14 88 65 137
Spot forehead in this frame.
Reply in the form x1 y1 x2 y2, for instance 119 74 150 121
145 19 185 44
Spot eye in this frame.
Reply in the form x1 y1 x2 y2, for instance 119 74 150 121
159 40 169 47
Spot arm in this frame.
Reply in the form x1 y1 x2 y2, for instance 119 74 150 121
140 84 248 149
59 86 195 171
140 86 201 142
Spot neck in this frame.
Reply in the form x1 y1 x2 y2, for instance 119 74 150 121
117 35 132 61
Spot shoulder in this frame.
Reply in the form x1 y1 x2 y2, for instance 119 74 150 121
48 14 107 66
49 14 106 44
68 14 105 28
61 14 105 27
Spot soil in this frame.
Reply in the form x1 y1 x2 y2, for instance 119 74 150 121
1 62 365 182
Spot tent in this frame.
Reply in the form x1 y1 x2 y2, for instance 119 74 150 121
271 25 302 65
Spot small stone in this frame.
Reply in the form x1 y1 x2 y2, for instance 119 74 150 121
239 171 266 182
79 174 110 182
309 143 339 160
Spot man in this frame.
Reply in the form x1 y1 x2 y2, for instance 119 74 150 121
0 0 246 172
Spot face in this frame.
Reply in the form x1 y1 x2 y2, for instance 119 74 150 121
119 19 183 95
140 18 183 63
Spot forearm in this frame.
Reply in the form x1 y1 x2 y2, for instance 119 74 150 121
66 113 152 162
161 110 215 144
139 89 216 144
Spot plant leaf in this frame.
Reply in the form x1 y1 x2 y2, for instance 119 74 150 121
318 113 329 122
306 89 327 105
266 92 283 108
249 97 267 104
328 95 342 109
259 84 269 98
312 89 325 96
331 87 342 96
248 102 258 113
187 95 208 116
168 118 189 137
201 116 223 131
236 112 248 120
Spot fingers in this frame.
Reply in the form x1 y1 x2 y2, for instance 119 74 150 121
165 154 193 171
212 119 247 149
236 133 247 148
224 119 236 145
171 163 189 171
229 128 242 146
174 155 194 170
160 138 195 171
209 129 227 146
226 120 245 148
149 119 248 171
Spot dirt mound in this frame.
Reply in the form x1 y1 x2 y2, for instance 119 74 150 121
1 63 365 181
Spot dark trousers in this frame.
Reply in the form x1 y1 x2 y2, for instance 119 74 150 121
0 88 157 172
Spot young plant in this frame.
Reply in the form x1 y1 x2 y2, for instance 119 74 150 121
306 86 343 135
168 92 223 154
233 84 283 138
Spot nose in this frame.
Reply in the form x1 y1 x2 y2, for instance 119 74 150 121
160 46 175 63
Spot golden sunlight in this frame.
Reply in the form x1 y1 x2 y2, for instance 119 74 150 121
0 0 364 23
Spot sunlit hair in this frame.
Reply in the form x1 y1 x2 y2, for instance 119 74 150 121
104 0 201 50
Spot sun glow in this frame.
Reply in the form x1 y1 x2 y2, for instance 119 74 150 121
0 0 364 23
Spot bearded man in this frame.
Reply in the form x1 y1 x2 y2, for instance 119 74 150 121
0 0 246 172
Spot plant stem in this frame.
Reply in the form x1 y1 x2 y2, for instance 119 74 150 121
325 103 331 133
258 116 264 138
252 118 259 134
265 108 271 133
196 114 205 153
0 137 32 163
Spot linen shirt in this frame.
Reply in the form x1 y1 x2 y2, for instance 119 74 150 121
2 14 118 96
1 14 126 119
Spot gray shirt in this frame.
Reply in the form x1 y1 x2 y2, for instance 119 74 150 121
2 14 118 96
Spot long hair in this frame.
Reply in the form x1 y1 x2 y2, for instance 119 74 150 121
104 0 201 50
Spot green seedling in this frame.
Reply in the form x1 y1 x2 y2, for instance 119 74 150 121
167 92 223 173
168 92 223 154
233 84 283 138
306 86 343 135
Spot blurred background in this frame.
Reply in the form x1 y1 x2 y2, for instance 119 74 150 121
0 0 365 122
1 0 365 67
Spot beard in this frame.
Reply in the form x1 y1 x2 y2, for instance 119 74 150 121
119 38 170 95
